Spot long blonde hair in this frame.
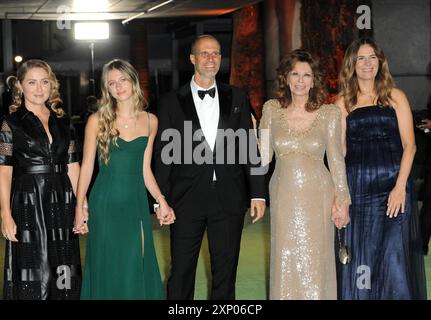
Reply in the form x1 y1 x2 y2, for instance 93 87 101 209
97 59 147 165
7 59 64 117
275 49 326 112
338 38 395 112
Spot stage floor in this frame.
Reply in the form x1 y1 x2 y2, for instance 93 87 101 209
0 208 429 300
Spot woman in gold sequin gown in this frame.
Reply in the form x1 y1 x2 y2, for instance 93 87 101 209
259 50 351 300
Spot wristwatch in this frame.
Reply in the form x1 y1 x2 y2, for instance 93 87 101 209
153 195 165 213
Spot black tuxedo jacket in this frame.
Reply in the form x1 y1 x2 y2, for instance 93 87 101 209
154 82 267 215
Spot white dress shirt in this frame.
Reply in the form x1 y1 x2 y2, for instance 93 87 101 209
189 77 265 203
190 77 219 180
190 76 219 152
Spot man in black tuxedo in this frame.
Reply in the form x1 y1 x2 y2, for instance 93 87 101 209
154 35 267 300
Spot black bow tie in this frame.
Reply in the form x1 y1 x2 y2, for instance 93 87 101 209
197 87 216 100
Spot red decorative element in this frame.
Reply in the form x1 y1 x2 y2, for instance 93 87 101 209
230 4 265 120
184 9 237 16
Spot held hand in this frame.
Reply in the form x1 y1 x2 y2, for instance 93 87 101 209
417 118 431 130
331 197 350 229
341 203 350 226
250 200 266 223
73 207 89 234
386 185 406 218
331 201 341 229
1 214 18 242
162 209 176 226
157 200 176 226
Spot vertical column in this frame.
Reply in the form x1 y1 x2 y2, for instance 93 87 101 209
229 4 265 119
263 0 280 98
263 0 301 99
2 20 13 75
276 0 298 58
129 20 150 102
171 35 179 90
1 20 14 115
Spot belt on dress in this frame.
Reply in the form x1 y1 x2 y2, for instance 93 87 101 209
16 164 68 174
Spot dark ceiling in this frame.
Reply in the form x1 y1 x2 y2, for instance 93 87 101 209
0 0 262 21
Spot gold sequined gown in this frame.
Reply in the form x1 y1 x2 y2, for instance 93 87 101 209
259 100 351 300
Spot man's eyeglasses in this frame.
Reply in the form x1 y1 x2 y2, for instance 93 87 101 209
196 51 222 59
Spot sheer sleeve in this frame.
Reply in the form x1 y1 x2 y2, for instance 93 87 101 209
325 104 351 204
259 100 275 167
0 120 14 166
67 123 81 164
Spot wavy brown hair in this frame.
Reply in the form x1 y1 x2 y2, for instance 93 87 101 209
275 49 326 112
7 59 64 117
338 37 395 112
97 59 147 165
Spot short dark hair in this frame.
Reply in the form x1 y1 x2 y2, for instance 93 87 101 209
190 34 221 54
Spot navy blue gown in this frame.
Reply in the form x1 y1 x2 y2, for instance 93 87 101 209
338 106 427 300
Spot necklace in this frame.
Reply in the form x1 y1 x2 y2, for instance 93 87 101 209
117 114 137 130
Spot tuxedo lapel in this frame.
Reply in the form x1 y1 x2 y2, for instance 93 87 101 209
177 83 212 151
216 83 232 132
214 83 233 157
177 83 201 133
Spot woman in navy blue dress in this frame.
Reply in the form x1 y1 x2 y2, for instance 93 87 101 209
335 38 427 300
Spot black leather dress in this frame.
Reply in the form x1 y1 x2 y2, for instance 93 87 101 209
0 106 82 300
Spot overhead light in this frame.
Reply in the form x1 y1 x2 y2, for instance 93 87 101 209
121 12 145 25
74 22 109 40
74 0 108 12
14 55 23 63
148 0 174 12
122 0 174 25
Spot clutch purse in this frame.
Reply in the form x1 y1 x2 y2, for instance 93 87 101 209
337 228 351 265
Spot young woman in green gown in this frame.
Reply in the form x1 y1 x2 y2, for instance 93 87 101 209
73 59 175 300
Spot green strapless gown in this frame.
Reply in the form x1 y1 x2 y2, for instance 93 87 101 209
81 136 163 300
